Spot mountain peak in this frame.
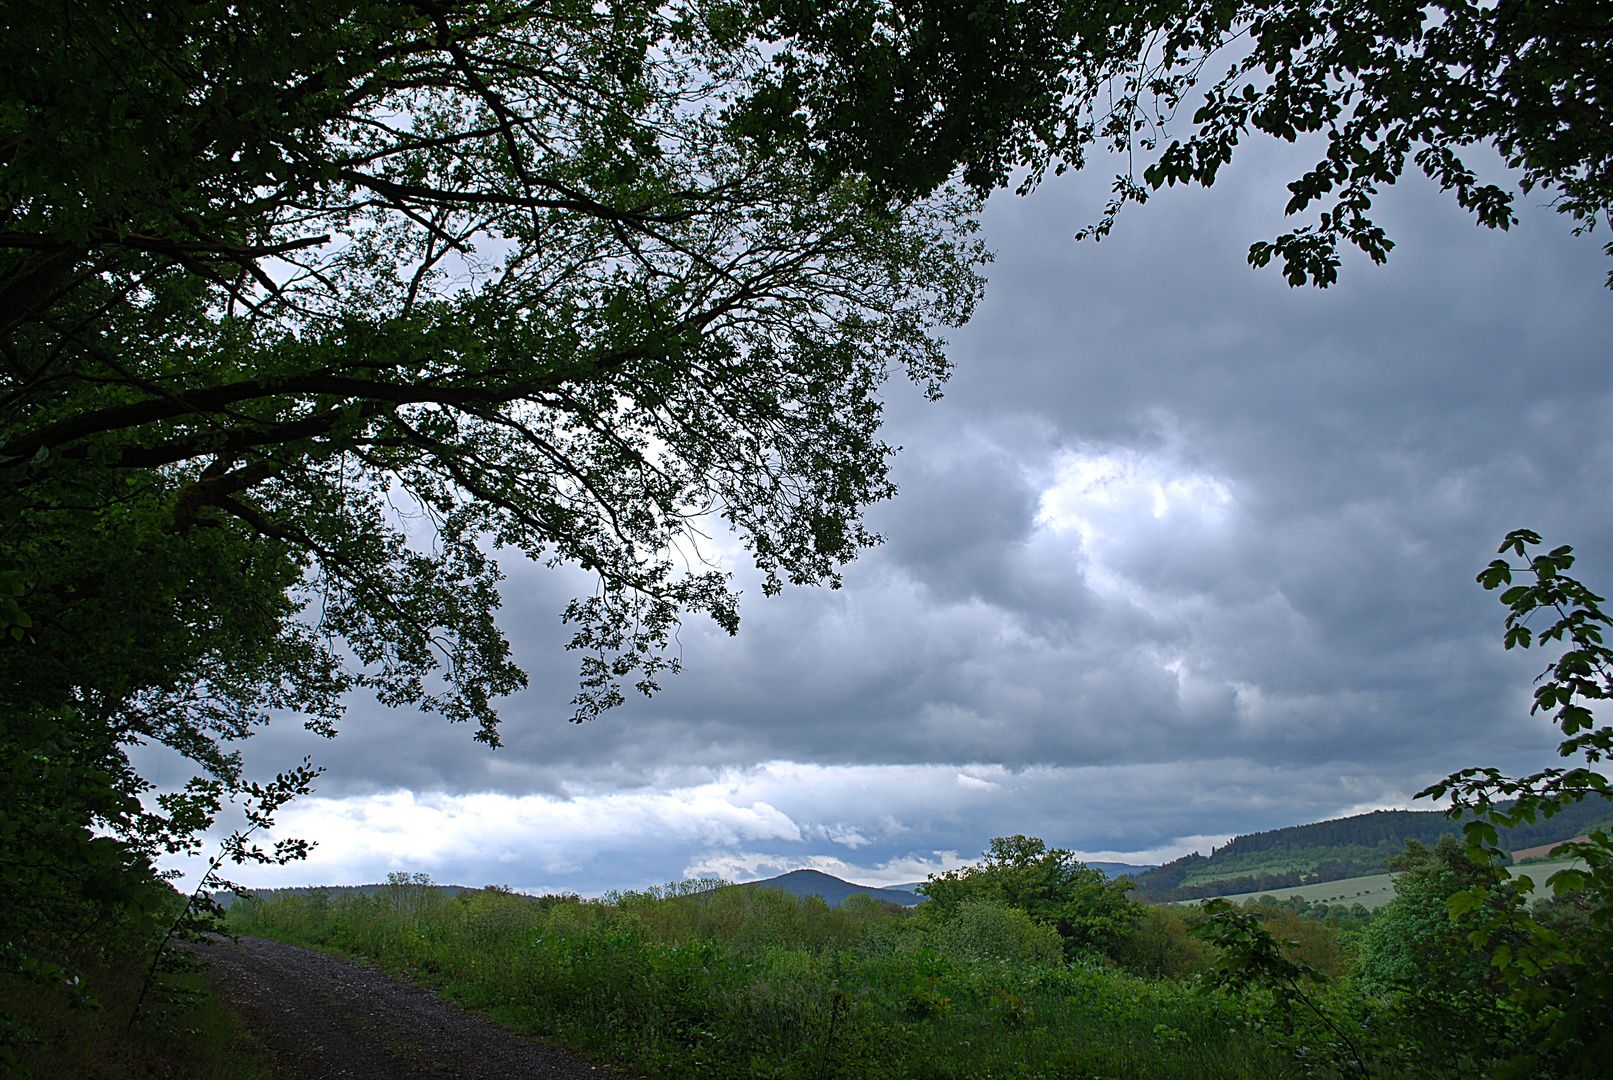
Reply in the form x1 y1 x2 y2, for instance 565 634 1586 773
742 869 925 907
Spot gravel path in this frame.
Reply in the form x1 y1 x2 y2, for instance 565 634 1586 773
194 935 628 1080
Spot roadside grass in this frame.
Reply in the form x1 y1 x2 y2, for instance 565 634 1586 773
0 950 271 1080
231 883 1296 1080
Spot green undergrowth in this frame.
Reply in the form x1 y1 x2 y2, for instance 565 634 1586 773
0 949 270 1080
231 881 1294 1080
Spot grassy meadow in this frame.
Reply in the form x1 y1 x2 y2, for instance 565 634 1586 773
1211 873 1400 910
228 878 1342 1080
1206 855 1591 910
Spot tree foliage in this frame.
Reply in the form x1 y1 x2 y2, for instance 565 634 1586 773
1068 0 1613 287
744 0 1613 288
0 0 997 1042
1195 898 1370 1078
1356 836 1518 996
1418 531 1613 1074
1 0 995 749
918 835 1141 958
1346 836 1530 1077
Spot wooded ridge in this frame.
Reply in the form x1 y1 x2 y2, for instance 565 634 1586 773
1131 797 1613 902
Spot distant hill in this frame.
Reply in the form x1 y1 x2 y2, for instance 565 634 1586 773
743 869 925 907
1132 796 1613 902
872 861 1152 897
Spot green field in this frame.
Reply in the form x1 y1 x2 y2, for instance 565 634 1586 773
1200 857 1586 910
1208 873 1398 909
228 883 1300 1080
1174 844 1401 888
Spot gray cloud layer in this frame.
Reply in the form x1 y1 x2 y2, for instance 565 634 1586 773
211 140 1613 886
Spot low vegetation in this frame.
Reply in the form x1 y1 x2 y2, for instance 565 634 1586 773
0 881 270 1079
228 828 1602 1080
231 872 1285 1080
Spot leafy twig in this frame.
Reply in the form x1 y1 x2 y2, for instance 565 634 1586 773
128 757 322 1031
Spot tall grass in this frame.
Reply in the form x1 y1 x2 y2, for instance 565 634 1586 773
231 882 1297 1079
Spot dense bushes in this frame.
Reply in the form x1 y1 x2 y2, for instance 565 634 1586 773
233 823 1613 1080
1355 837 1516 997
1109 905 1210 978
232 880 1289 1080
0 954 270 1080
919 899 1066 966
0 876 270 1079
1 709 192 1073
918 835 1143 959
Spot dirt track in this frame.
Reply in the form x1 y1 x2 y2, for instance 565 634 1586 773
194 935 626 1080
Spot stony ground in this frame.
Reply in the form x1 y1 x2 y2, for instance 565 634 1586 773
194 935 627 1080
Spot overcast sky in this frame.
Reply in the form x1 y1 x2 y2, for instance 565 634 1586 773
154 138 1613 895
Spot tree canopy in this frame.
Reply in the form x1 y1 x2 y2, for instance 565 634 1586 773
1072 0 1613 286
0 0 999 1018
1418 533 1613 1069
1 0 997 765
918 835 1141 957
8 0 1612 783
743 0 1613 286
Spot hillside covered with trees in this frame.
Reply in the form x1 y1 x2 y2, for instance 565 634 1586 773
1131 798 1613 902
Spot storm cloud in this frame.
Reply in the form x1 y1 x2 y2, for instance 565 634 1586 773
173 139 1613 894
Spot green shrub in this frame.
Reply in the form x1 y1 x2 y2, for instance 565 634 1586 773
231 880 1293 1080
1111 905 1210 978
927 899 1065 966
1355 836 1516 995
0 909 270 1080
919 835 1144 959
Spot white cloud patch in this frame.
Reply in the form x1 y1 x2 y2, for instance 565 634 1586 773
1038 448 1234 541
162 139 1613 899
164 759 1439 895
1035 445 1235 607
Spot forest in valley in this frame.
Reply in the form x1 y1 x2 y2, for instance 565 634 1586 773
1131 799 1613 903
